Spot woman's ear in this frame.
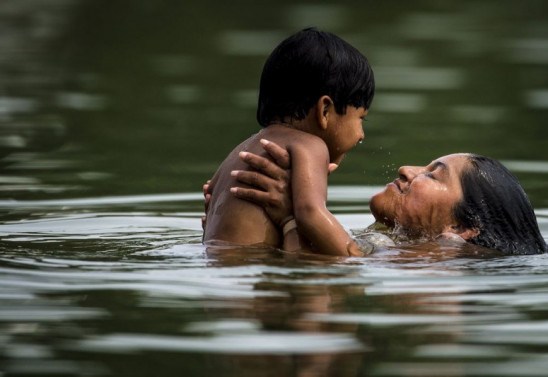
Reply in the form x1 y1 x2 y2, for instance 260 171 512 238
442 224 479 240
315 95 334 130
457 228 480 240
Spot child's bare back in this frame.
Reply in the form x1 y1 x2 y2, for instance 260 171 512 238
203 125 327 246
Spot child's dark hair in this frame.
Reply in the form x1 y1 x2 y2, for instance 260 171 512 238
257 28 375 127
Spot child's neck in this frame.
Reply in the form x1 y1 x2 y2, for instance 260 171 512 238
274 117 320 136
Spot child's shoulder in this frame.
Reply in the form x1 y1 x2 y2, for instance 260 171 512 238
284 128 329 156
266 126 328 152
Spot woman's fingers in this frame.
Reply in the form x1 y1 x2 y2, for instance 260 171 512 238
230 186 272 206
202 180 212 231
203 180 212 213
260 139 290 169
232 139 293 225
202 180 211 196
239 151 288 181
231 170 278 191
204 193 211 209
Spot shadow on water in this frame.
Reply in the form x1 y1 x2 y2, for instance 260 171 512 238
1 0 548 376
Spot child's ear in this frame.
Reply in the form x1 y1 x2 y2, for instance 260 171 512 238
315 95 334 130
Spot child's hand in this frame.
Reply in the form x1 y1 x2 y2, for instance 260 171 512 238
230 139 293 227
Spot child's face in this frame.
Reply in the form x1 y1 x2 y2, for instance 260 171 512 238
325 106 367 164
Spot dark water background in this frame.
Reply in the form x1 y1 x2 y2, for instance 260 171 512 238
1 1 548 376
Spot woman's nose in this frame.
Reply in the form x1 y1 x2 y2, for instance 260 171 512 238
398 166 421 181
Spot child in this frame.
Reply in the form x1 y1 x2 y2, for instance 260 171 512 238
203 28 375 256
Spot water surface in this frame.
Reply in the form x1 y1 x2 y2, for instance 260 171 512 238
1 1 548 376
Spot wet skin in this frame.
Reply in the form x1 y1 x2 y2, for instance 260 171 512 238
204 98 368 256
322 106 367 165
370 154 470 237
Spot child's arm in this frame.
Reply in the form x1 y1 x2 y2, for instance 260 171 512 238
288 138 362 256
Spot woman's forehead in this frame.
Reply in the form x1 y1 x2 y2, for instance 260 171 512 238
431 153 469 166
426 154 471 177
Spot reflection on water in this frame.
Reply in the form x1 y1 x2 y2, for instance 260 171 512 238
1 0 548 376
1 192 548 376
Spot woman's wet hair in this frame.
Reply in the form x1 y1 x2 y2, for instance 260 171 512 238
257 27 375 127
453 154 547 255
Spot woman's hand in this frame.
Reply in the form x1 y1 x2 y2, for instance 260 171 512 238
201 139 293 230
229 138 339 226
230 139 293 227
202 180 211 231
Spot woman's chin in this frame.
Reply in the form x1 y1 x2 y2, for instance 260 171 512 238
370 189 389 213
370 192 397 228
369 205 394 227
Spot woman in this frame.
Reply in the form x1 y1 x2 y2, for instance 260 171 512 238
211 140 547 255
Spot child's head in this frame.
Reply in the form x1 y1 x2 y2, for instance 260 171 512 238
257 28 375 127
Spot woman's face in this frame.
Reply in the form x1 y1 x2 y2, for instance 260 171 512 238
370 154 470 237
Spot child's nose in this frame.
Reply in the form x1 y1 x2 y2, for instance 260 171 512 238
358 128 364 143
